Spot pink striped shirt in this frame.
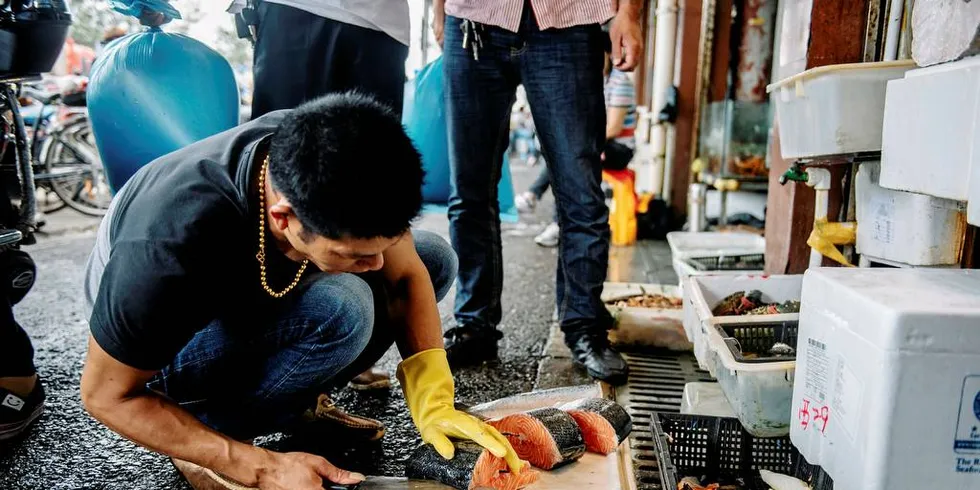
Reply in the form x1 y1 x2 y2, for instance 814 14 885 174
446 0 618 33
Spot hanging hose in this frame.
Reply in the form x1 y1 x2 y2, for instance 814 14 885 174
4 85 37 239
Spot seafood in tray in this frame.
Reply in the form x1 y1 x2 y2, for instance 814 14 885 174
406 397 633 490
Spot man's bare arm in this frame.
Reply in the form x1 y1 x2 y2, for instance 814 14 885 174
381 233 445 358
80 336 360 489
611 0 645 71
433 0 446 46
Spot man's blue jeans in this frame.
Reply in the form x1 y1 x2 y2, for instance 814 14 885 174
146 231 457 440
445 10 612 335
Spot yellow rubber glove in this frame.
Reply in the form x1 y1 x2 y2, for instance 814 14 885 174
397 348 523 474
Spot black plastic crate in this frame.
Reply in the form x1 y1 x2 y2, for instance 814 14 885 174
652 412 833 490
685 253 765 272
716 321 799 363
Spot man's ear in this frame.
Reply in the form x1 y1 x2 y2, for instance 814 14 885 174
268 198 294 233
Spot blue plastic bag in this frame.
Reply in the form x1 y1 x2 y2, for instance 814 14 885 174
87 27 239 193
402 56 516 219
108 0 181 23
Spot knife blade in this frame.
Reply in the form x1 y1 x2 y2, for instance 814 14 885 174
329 476 454 489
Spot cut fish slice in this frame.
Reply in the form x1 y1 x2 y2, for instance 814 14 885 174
405 442 539 490
559 398 632 454
488 407 586 470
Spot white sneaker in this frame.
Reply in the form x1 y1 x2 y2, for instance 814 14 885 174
515 192 538 213
534 222 560 247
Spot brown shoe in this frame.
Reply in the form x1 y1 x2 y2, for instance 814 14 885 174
300 394 385 442
348 367 392 391
171 457 257 490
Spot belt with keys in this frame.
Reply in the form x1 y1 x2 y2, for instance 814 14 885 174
460 19 485 61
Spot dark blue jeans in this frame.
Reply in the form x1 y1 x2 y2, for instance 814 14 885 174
445 11 612 335
147 231 457 440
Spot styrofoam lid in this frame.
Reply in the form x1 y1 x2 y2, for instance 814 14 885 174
766 60 916 93
666 231 766 258
801 268 980 354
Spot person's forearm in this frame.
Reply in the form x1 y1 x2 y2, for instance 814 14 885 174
433 0 445 16
390 274 445 358
606 107 627 140
86 391 271 486
618 0 644 16
606 120 624 140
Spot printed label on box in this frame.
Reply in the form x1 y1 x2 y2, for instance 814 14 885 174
798 337 833 435
803 337 830 403
872 197 895 245
954 375 980 457
832 358 862 443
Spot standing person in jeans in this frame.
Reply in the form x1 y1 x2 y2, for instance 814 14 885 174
516 49 640 248
433 0 644 384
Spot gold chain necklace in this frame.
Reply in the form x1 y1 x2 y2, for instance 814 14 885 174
256 156 308 298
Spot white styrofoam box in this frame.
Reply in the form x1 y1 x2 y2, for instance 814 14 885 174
674 257 765 296
681 382 736 418
791 268 980 490
705 320 797 437
767 60 915 160
856 162 968 266
601 282 688 351
667 231 766 260
970 70 980 226
684 275 803 372
667 231 766 288
879 56 980 201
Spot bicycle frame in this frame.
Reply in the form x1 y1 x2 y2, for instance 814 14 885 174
1 80 39 242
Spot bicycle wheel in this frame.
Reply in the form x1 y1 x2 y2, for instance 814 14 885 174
44 119 111 216
37 185 67 213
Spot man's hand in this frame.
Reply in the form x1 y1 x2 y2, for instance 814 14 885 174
257 452 364 490
609 3 644 71
432 0 446 47
398 349 524 473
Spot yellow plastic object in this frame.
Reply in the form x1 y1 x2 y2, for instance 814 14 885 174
807 218 857 267
713 178 740 191
603 170 638 246
396 348 523 472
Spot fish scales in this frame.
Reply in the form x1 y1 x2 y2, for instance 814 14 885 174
406 442 480 490
526 407 586 464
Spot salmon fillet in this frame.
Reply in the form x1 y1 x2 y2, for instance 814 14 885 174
560 398 633 454
488 408 586 470
406 442 539 490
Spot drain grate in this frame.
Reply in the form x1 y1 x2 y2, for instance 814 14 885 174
615 350 715 490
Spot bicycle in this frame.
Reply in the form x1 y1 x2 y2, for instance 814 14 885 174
17 79 110 217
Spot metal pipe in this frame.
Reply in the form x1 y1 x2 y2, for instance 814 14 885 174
883 0 905 61
651 0 680 201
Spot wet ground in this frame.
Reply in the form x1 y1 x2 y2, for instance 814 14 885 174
2 162 659 489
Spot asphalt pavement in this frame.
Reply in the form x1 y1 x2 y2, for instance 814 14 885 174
0 164 577 489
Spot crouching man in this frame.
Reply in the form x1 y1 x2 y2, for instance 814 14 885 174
79 93 520 489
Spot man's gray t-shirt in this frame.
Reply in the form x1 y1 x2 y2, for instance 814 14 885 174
83 110 305 371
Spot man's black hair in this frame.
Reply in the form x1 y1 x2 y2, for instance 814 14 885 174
267 91 424 240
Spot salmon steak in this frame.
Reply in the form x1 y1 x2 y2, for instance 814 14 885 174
487 407 586 470
559 398 633 454
405 442 539 490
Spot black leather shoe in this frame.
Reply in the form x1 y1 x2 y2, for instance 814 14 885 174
567 331 629 385
444 326 503 367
